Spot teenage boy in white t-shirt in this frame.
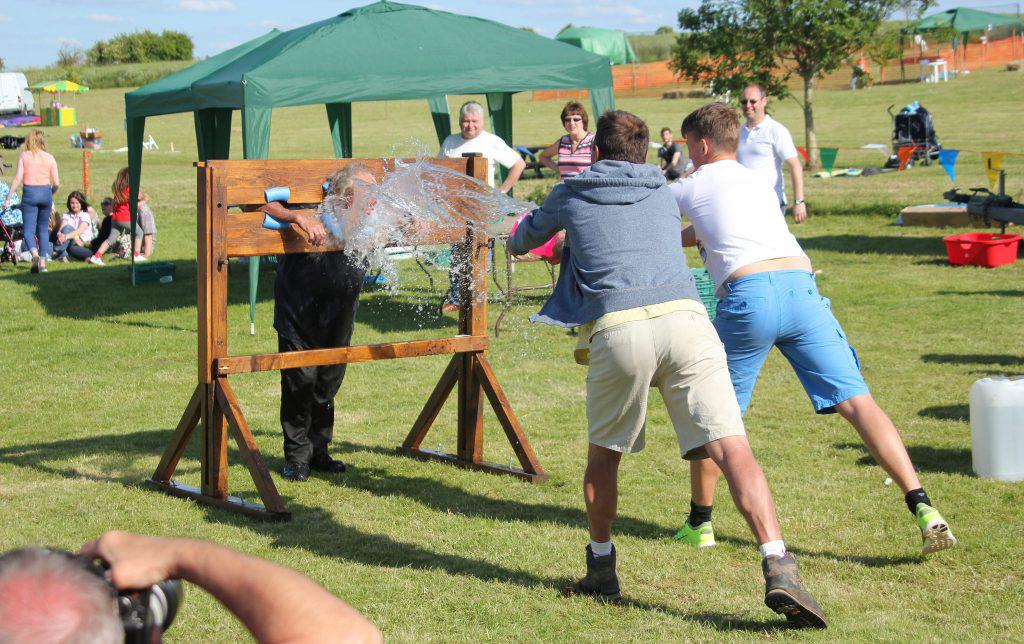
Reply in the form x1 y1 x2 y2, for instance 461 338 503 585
736 85 806 223
670 102 956 556
439 101 526 312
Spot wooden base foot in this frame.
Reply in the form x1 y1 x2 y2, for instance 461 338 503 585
146 479 291 522
395 446 549 484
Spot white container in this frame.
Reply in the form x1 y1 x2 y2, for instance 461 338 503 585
970 377 1024 482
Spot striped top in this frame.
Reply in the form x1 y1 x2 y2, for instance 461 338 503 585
557 132 595 179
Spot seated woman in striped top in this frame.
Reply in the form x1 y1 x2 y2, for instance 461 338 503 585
539 101 595 181
530 102 595 264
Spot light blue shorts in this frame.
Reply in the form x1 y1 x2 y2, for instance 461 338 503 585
712 270 870 415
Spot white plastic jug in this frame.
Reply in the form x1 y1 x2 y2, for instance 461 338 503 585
970 377 1024 482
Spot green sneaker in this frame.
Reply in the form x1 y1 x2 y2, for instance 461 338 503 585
673 520 716 547
916 503 957 554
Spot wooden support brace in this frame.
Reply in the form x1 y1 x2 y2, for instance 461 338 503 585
400 355 459 452
152 384 203 482
215 379 290 518
474 355 547 481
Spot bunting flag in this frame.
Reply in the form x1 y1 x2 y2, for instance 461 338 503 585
819 148 838 173
796 146 809 165
982 152 1005 190
938 149 959 183
897 146 916 171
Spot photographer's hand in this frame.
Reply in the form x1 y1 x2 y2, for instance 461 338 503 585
81 531 382 644
80 531 177 590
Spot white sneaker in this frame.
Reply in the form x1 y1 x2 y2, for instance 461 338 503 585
88 255 104 266
134 254 148 262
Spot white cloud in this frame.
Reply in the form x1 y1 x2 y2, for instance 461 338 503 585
179 0 236 12
0 14 11 22
54 37 83 46
86 13 126 23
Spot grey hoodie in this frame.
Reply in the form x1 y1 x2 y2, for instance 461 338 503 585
508 159 700 328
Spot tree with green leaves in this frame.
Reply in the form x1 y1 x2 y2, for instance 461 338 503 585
864 23 903 82
671 0 932 168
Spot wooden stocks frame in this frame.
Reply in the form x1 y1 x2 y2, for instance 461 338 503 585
148 157 547 521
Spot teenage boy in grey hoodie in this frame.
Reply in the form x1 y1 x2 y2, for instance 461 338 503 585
508 110 826 628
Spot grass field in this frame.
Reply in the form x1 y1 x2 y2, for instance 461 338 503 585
2 68 1023 641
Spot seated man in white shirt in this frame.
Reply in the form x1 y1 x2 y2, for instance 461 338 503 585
670 102 955 557
439 101 526 312
736 85 806 222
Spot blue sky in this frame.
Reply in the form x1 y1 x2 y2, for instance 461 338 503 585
3 0 1014 69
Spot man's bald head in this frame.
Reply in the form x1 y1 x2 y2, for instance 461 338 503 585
0 548 122 644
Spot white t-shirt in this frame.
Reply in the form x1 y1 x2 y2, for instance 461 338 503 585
736 115 798 204
670 159 808 296
439 130 521 188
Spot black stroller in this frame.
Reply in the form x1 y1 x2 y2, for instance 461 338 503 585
884 101 941 168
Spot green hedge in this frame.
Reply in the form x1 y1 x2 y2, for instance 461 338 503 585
87 30 194 65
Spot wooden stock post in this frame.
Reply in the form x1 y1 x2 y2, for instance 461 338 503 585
149 156 545 521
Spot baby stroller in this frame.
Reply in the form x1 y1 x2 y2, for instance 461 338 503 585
884 101 941 168
0 180 24 265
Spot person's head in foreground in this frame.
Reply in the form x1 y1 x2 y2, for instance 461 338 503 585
458 101 485 140
101 197 114 217
741 84 767 122
680 102 740 169
593 110 650 164
0 547 122 644
560 101 589 137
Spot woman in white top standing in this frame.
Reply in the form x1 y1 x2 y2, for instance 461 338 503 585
2 130 60 273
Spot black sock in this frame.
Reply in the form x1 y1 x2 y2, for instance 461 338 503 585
905 488 931 515
688 501 713 527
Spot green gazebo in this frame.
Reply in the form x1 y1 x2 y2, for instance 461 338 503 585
556 26 638 65
123 1 615 329
901 7 1023 76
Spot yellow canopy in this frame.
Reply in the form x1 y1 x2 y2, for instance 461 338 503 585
30 80 90 93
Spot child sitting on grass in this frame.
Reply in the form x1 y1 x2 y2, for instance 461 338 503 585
88 167 151 265
507 109 826 628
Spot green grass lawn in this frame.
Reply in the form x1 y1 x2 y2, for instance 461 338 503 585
1 69 1023 641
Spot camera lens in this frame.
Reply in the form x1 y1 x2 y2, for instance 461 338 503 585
148 580 183 632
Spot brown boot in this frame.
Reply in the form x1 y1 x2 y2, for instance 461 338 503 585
762 552 826 629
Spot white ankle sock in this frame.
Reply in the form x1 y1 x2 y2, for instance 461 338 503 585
759 540 786 558
589 539 613 557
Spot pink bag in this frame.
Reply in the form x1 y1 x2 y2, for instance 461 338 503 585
509 213 562 264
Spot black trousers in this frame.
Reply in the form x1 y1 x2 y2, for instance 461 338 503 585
278 309 358 467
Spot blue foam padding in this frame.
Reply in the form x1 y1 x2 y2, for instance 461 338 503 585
264 186 290 203
262 213 292 230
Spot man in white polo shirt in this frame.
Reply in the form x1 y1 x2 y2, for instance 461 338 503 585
440 100 526 311
737 85 807 222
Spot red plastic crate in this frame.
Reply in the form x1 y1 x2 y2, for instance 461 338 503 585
943 233 1021 268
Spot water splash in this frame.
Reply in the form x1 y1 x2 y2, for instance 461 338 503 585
320 151 536 303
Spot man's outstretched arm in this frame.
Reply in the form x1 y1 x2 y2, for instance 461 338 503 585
81 531 381 644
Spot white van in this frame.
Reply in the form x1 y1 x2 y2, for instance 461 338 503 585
0 73 35 115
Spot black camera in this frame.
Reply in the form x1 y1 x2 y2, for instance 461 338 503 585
116 579 184 644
